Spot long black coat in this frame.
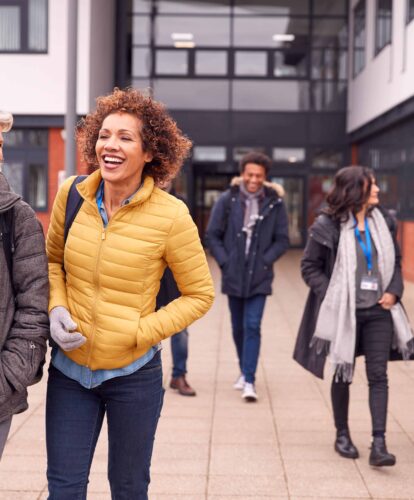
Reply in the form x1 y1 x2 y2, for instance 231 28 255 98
293 207 404 379
206 178 289 298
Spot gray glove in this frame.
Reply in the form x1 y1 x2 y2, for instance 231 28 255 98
49 306 87 352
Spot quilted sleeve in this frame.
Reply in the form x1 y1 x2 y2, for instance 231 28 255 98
46 176 77 312
137 203 214 347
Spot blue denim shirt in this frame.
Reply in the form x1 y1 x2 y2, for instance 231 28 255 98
52 179 160 389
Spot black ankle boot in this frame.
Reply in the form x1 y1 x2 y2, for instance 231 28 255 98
369 436 396 467
334 430 359 459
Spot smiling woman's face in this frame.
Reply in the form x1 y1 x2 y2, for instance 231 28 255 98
95 112 152 188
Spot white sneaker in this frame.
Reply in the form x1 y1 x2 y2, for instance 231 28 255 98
233 374 245 390
242 382 258 402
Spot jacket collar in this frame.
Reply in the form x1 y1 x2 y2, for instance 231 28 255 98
76 169 155 207
0 172 22 213
230 176 285 199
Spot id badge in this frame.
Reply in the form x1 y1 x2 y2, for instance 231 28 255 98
360 274 379 291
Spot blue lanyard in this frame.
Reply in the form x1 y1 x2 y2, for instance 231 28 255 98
354 217 373 273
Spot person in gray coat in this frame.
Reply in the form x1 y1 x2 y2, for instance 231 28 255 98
0 111 49 459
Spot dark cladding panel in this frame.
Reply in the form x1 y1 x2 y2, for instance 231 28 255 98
309 113 347 145
169 111 231 144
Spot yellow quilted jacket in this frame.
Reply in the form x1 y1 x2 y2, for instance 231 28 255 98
47 170 214 370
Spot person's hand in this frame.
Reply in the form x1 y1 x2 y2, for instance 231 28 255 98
378 293 397 310
49 306 87 351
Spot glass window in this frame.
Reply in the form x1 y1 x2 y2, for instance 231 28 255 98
2 162 24 196
273 148 305 163
308 174 334 226
156 50 188 75
233 146 267 161
407 0 414 23
274 49 308 77
312 49 347 80
235 51 267 76
232 81 309 111
132 48 151 77
0 0 47 53
193 146 227 162
155 17 230 47
234 17 309 48
131 79 152 92
353 0 366 76
132 15 151 45
132 0 151 13
0 6 20 50
313 0 347 16
28 130 48 148
375 0 392 54
195 51 227 76
311 81 347 111
312 18 348 48
153 79 230 110
312 149 344 168
158 1 230 14
28 164 47 209
234 0 309 15
4 130 24 148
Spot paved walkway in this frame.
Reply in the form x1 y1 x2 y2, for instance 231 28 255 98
2 251 414 499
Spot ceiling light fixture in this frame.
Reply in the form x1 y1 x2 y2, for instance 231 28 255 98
171 33 194 41
272 34 295 42
174 41 195 48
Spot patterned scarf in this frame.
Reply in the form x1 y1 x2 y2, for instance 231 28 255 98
239 181 264 256
312 208 414 381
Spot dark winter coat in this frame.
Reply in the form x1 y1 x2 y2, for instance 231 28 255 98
206 177 289 298
0 172 49 423
293 207 405 379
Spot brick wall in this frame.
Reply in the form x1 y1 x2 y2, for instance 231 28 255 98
401 221 414 282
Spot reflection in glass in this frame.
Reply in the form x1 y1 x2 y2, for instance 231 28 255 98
156 17 230 47
196 51 227 75
274 50 308 77
375 0 392 54
234 17 309 48
273 148 305 163
193 146 227 162
158 0 230 14
132 47 151 77
153 79 229 110
156 50 188 75
28 164 47 209
232 81 309 111
234 0 309 15
235 51 267 76
312 49 347 80
28 0 47 51
312 149 343 169
2 162 24 196
312 18 348 47
312 81 346 111
271 176 304 246
132 15 151 45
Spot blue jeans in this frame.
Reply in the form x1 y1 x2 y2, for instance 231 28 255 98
171 329 188 378
228 295 267 384
46 351 164 500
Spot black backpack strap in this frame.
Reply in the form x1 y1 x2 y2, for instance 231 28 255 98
64 175 87 244
0 207 15 295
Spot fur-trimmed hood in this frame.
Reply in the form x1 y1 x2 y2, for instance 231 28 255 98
230 176 285 198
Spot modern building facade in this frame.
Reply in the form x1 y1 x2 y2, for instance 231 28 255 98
0 0 413 277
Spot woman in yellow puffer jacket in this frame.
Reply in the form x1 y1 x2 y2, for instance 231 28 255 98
45 88 214 499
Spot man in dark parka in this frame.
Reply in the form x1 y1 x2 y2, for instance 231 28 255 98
206 152 289 402
0 111 49 458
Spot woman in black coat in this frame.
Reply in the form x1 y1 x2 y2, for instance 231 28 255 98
293 166 413 467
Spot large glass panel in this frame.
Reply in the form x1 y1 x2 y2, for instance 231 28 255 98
28 130 48 148
274 49 308 77
353 0 366 76
158 0 230 14
28 164 47 209
153 79 229 109
234 17 309 48
132 15 151 45
2 162 24 196
312 18 348 47
311 81 346 111
156 17 230 47
131 79 152 92
132 47 151 77
312 149 343 169
270 176 304 246
375 0 392 54
0 6 20 51
407 0 414 23
156 50 188 75
308 174 334 226
312 49 347 80
28 0 47 51
193 146 227 161
273 148 305 163
196 50 227 75
232 81 309 111
234 0 309 15
132 0 151 13
235 51 267 76
313 0 347 16
4 130 24 148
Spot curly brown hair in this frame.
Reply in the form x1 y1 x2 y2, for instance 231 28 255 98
76 87 192 185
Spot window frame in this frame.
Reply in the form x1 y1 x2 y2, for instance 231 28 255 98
0 0 48 54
